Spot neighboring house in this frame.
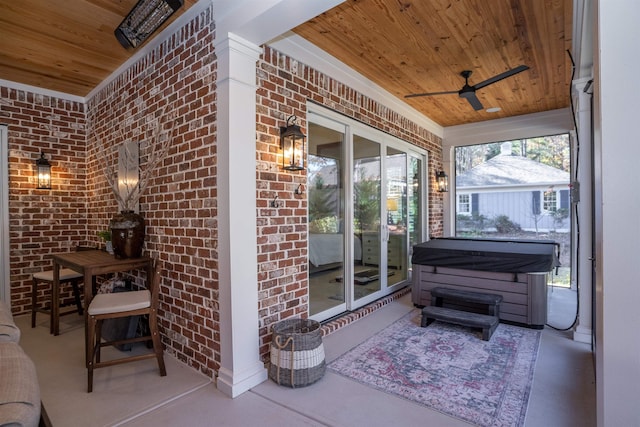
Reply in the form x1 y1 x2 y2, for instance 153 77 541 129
456 142 570 233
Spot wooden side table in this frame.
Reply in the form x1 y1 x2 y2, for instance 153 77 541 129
51 250 152 364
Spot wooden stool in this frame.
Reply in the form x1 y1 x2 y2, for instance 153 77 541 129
31 268 84 335
430 287 503 317
421 306 500 341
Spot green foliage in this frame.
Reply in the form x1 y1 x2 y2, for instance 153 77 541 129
456 213 488 231
493 215 521 233
549 208 569 222
308 174 339 224
455 134 570 174
97 230 111 241
309 216 339 234
353 168 380 233
549 208 570 231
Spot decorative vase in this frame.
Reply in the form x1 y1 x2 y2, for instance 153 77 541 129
110 211 145 259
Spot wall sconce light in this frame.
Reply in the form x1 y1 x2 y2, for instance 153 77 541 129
436 170 449 193
36 152 52 189
280 116 306 171
114 0 184 49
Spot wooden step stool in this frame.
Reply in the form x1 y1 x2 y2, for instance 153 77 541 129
430 287 503 317
420 287 503 341
421 305 499 341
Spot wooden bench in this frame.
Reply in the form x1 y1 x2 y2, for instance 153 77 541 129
430 287 503 317
420 305 499 341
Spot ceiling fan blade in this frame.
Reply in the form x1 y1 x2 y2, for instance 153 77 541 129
473 65 529 90
404 90 459 99
461 92 484 110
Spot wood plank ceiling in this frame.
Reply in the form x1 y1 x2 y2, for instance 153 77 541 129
0 0 572 127
0 0 198 97
294 0 573 126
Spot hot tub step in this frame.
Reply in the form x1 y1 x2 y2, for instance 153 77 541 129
420 305 499 341
430 286 503 317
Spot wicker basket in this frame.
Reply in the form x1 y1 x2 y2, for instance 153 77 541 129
269 318 326 388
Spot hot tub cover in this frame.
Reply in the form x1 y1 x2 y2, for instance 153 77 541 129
411 237 560 273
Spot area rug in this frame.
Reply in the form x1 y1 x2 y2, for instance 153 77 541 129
328 311 541 427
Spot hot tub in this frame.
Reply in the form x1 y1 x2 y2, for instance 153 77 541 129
411 237 560 328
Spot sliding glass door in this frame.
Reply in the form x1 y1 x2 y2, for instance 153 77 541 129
353 134 382 301
307 107 428 321
308 119 346 317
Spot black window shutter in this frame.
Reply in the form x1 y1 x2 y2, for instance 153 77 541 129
532 191 541 214
560 189 569 209
471 193 479 214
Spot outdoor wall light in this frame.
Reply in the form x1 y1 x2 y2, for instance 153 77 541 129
36 152 52 189
280 115 306 171
436 170 449 193
114 0 184 49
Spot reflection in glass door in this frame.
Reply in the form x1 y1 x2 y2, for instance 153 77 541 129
353 135 381 301
307 121 345 317
385 147 408 287
408 156 424 265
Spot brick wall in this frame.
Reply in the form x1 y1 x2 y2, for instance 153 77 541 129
1 7 446 380
0 87 87 314
255 46 444 358
85 7 218 377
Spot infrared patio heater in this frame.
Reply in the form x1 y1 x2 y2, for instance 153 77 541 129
115 0 184 49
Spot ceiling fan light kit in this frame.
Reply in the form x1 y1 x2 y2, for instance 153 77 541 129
405 65 529 111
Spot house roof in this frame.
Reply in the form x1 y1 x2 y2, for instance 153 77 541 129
457 149 570 189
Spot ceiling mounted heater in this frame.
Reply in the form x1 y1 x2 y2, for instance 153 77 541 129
115 0 184 49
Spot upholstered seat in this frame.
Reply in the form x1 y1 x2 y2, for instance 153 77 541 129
88 290 150 315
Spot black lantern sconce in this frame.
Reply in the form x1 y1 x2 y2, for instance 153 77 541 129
436 170 449 193
35 152 52 189
114 0 184 49
280 116 306 171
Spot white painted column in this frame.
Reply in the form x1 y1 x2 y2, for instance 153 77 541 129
594 1 640 424
214 33 267 397
572 77 593 345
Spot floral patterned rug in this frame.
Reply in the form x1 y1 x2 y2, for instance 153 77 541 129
328 310 541 427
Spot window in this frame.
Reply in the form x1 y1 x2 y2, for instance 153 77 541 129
543 190 558 212
457 193 471 215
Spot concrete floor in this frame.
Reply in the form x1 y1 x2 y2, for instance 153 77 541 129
20 286 594 427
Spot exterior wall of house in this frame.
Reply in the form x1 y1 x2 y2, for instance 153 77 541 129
255 45 444 358
85 7 219 377
458 188 570 232
0 87 87 314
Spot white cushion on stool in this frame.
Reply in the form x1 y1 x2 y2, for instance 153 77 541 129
33 268 83 281
88 290 151 315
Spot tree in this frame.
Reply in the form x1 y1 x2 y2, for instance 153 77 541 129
455 134 570 173
353 167 380 234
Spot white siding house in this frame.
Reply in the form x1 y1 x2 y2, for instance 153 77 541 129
456 142 570 233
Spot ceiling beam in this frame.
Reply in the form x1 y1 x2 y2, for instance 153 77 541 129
213 0 345 46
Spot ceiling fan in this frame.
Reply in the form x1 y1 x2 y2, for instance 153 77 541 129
405 65 529 111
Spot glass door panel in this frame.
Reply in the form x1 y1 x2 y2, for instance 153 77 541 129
386 147 408 286
308 105 429 322
408 156 424 265
308 122 345 316
353 135 381 301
